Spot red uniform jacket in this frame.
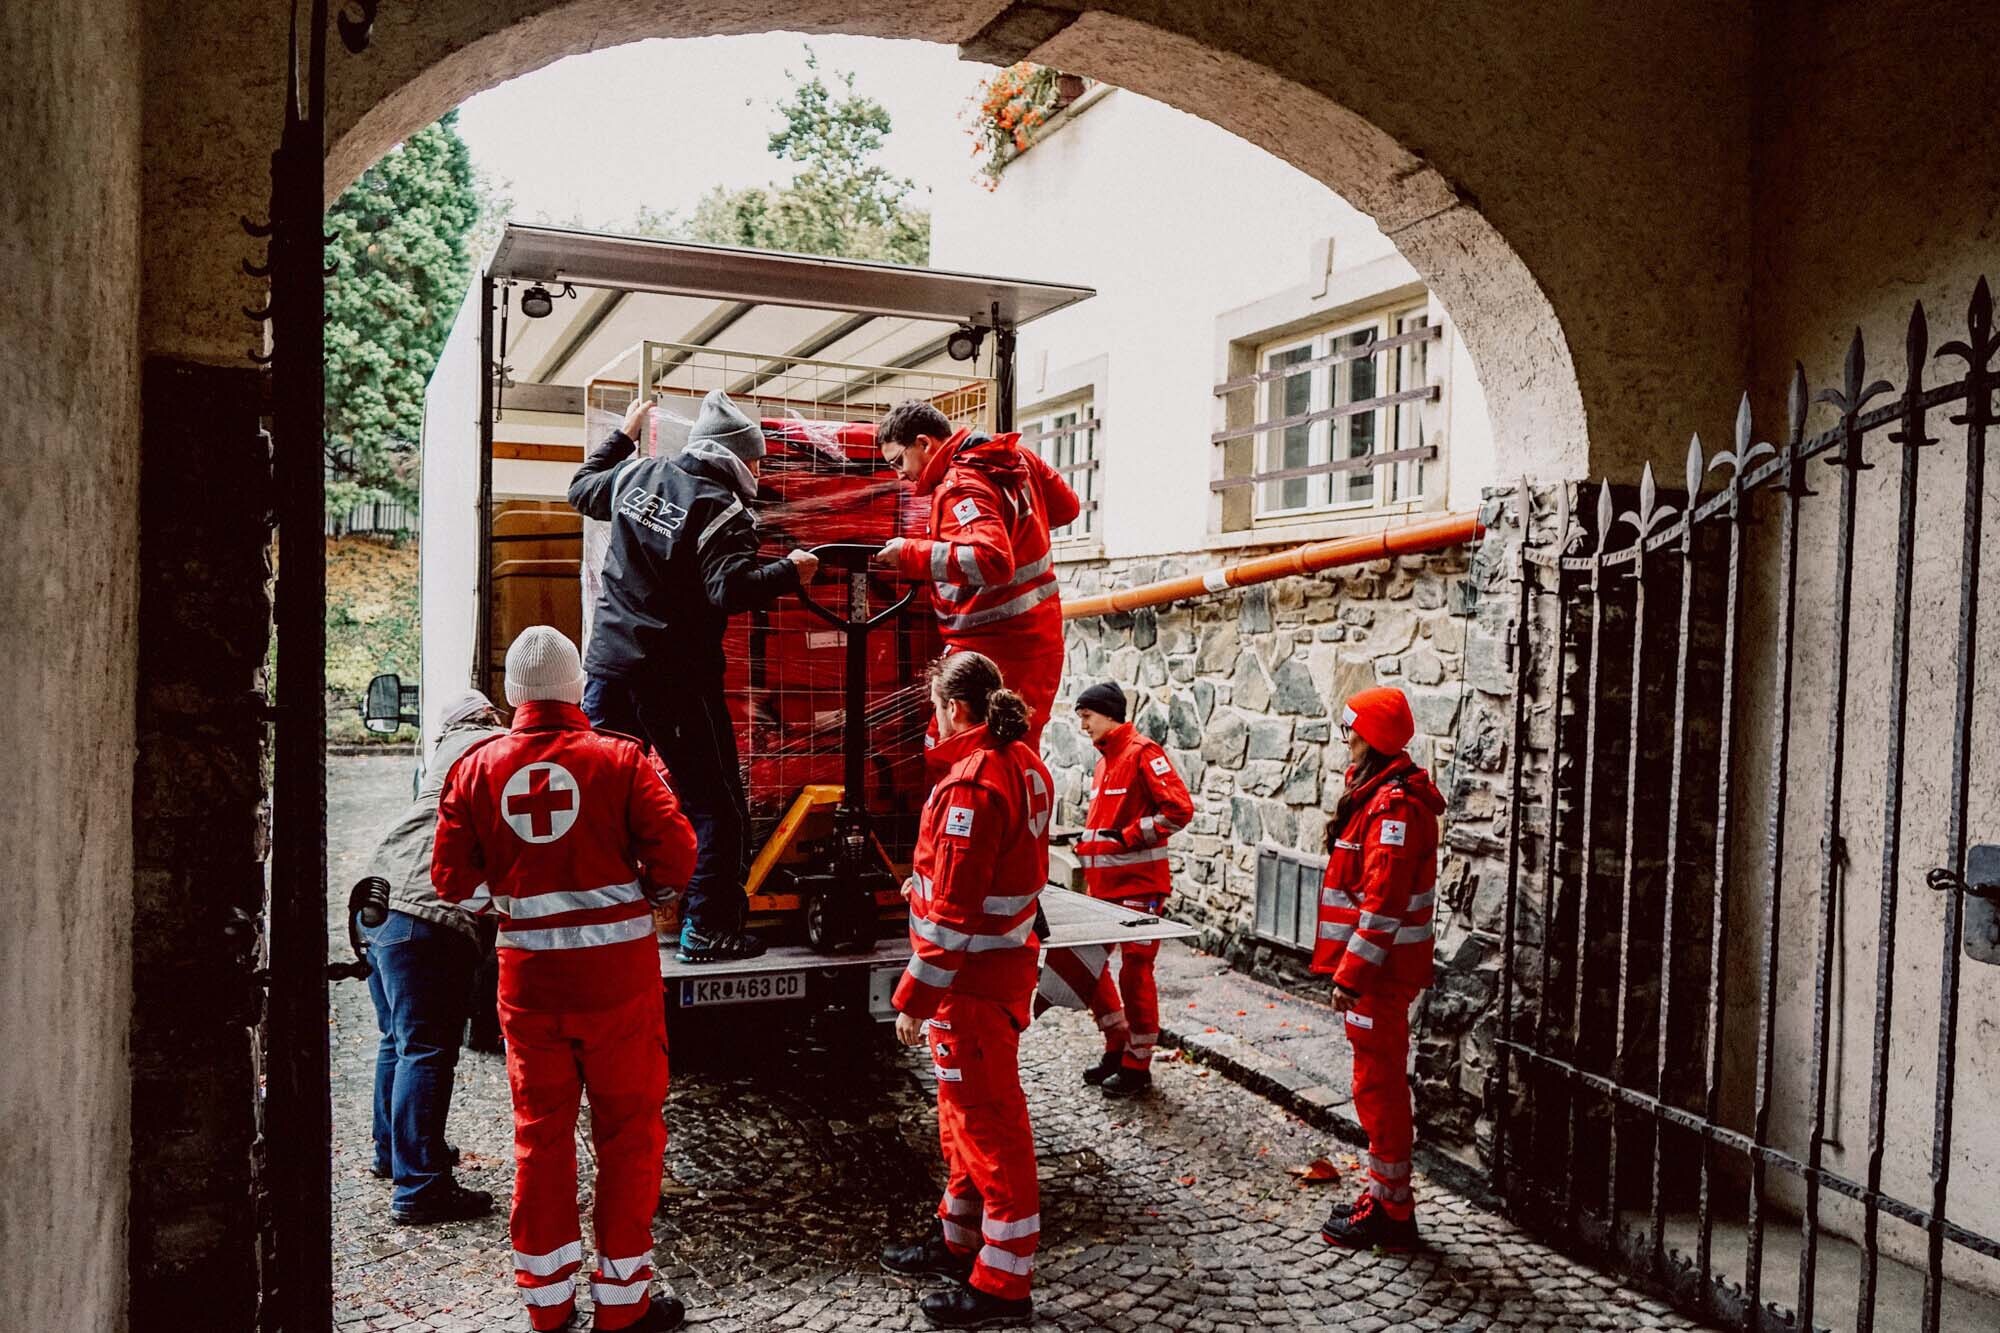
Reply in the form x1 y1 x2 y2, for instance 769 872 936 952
1311 755 1444 994
432 701 698 1014
1075 723 1193 901
894 429 1079 671
893 722 1055 1025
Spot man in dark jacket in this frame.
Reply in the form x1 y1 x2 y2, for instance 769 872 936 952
569 389 818 963
358 688 505 1224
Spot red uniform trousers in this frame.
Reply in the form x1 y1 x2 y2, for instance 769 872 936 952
1344 983 1422 1220
923 632 1060 774
926 993 1040 1301
1084 895 1164 1070
502 990 669 1331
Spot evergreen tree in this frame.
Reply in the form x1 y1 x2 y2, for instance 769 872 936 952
676 49 930 265
324 111 479 516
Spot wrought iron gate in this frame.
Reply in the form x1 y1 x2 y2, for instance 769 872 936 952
1492 280 2000 1332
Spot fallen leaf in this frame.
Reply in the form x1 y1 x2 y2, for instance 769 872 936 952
1265 1002 1277 1009
1287 1157 1342 1183
1203 1026 1218 1034
1236 1010 1249 1017
1177 1174 1197 1186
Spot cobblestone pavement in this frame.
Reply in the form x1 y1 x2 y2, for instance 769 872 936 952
330 753 1711 1332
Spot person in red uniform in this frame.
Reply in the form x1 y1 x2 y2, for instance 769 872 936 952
432 626 699 1333
1312 686 1443 1252
1069 681 1193 1099
879 651 1053 1330
870 399 1080 756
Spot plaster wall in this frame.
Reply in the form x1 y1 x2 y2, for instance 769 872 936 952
928 88 1498 561
0 2 143 1330
1703 0 2000 1294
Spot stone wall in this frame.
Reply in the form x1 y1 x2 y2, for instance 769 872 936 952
128 360 272 1333
1048 497 1528 1153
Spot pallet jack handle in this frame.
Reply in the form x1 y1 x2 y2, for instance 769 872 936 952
791 542 915 631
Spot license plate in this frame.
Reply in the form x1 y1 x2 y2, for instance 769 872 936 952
678 971 806 1008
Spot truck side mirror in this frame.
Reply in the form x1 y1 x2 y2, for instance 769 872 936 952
362 673 421 734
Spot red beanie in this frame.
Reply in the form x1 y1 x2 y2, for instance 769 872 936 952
1342 686 1415 754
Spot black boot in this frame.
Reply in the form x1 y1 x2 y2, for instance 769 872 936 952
1321 1195 1419 1252
1081 1048 1124 1086
389 1180 493 1225
881 1224 974 1281
611 1295 687 1332
1100 1065 1152 1099
919 1284 1034 1329
1322 1191 1365 1224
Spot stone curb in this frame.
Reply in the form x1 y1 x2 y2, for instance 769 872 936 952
1155 1015 1502 1213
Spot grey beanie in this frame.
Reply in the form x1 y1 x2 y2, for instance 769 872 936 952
688 388 766 463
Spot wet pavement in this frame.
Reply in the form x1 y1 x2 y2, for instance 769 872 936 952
329 752 1710 1332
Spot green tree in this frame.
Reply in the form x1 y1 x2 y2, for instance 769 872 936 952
324 111 480 516
676 49 930 265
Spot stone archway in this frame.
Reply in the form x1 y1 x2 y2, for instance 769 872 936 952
146 2 1764 488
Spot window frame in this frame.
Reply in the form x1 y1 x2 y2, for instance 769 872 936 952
1241 301 1438 527
1019 393 1098 544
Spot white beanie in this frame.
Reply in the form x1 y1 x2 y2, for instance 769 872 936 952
504 626 585 707
436 688 496 732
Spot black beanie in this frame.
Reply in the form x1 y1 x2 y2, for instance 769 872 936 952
1075 681 1127 723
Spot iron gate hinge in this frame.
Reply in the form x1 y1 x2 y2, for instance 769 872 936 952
1934 844 2000 965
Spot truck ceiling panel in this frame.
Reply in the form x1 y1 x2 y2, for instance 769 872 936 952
489 223 1094 329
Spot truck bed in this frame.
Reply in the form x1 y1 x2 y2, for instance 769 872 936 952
658 886 1196 982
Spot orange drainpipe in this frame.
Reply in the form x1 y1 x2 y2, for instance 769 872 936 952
1062 510 1486 620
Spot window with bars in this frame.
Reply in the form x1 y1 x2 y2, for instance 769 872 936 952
1019 397 1099 542
1213 305 1439 526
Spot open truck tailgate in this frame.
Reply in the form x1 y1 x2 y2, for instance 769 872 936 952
659 887 1197 1014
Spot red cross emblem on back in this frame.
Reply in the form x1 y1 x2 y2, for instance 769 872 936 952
501 761 580 843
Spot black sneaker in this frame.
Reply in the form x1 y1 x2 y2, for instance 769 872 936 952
1081 1049 1124 1086
1100 1066 1152 1099
676 925 768 964
919 1284 1034 1329
371 1142 461 1180
881 1225 974 1281
1321 1195 1419 1252
389 1180 493 1226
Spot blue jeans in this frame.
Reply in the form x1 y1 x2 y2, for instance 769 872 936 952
585 671 749 936
366 910 477 1208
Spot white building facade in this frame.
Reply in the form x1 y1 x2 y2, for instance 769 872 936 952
930 87 1514 1152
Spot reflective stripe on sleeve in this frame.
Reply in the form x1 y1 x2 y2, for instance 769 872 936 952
1395 922 1435 944
936 579 1059 632
1347 936 1388 965
982 891 1039 915
1318 920 1354 941
1357 911 1401 932
955 545 986 585
905 956 956 988
1076 845 1171 868
1405 890 1436 912
930 542 953 581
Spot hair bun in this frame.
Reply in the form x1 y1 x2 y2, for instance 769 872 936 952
984 686 1030 744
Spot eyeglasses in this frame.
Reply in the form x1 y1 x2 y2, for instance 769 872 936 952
880 444 906 466
1337 720 1354 741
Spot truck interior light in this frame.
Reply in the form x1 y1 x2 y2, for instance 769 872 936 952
946 324 986 362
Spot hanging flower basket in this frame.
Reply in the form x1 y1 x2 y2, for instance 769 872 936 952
965 63 1092 188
